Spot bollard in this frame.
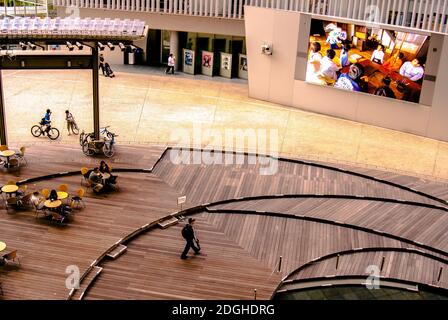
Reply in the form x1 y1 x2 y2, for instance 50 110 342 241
380 256 385 271
438 267 443 282
278 256 282 273
336 254 340 270
254 289 257 300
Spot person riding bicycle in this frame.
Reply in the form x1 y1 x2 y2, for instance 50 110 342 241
41 109 52 134
65 110 76 135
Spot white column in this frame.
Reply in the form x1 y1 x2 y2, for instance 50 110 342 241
170 31 179 70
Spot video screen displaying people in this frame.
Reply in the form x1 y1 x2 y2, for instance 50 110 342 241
306 19 430 104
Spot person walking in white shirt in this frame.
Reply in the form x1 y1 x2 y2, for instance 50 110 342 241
165 53 176 75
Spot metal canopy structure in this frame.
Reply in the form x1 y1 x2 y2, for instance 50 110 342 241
0 17 148 145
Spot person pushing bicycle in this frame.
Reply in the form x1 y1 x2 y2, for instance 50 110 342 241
65 110 78 135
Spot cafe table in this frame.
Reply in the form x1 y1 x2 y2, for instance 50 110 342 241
44 199 62 209
1 184 19 196
0 241 6 253
0 150 16 168
101 172 111 183
57 191 69 201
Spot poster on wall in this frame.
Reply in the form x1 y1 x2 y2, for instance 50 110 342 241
238 54 248 79
201 51 214 76
219 52 232 78
183 48 195 75
305 18 430 104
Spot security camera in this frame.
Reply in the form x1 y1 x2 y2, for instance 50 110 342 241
27 42 37 50
107 42 115 50
66 41 74 51
261 43 272 55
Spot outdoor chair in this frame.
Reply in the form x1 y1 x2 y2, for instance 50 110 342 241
71 188 86 209
41 188 50 199
3 250 20 266
58 184 68 192
14 146 27 166
51 212 65 225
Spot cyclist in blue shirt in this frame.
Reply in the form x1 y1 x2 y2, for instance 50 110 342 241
41 109 52 134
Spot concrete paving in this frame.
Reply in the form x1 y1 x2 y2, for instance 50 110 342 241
2 66 448 181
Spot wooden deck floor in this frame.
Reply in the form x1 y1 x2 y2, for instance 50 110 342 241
1 145 448 299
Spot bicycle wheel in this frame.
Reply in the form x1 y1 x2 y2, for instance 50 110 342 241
72 124 79 135
31 125 42 137
82 142 95 156
103 143 115 158
48 128 60 140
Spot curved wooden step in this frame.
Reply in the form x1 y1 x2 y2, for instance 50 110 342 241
71 266 103 300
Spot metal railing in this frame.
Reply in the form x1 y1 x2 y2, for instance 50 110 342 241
0 0 49 17
53 0 448 34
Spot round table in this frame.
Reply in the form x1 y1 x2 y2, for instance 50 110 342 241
1 184 19 194
0 241 6 252
57 191 69 200
0 150 16 168
44 199 62 208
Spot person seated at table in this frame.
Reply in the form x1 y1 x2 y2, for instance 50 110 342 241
319 49 340 85
89 167 104 193
99 160 117 185
59 203 73 216
374 76 396 99
400 58 425 82
49 189 58 201
334 63 365 92
371 44 385 65
30 191 44 208
383 52 405 73
99 160 111 174
340 44 350 68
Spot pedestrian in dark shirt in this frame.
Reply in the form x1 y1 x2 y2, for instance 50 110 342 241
180 218 201 259
99 54 106 76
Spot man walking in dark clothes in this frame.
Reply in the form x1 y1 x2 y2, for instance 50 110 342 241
181 218 201 259
99 54 106 76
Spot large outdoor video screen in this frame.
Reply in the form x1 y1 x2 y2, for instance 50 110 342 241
306 19 430 104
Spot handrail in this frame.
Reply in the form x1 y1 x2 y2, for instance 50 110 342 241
53 0 448 35
275 246 448 298
273 275 448 298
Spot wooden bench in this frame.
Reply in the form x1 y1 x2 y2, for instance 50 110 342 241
106 244 127 260
157 216 179 229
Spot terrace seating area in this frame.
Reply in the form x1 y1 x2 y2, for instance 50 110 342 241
0 145 26 171
1 144 448 300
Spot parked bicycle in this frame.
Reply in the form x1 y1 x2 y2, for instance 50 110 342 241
79 126 113 146
81 126 118 158
31 122 60 140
